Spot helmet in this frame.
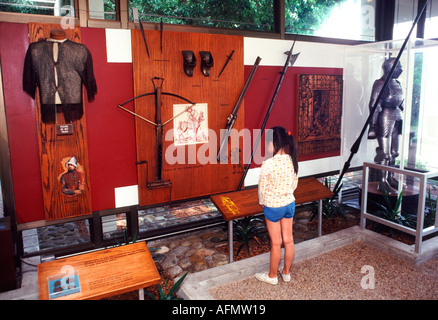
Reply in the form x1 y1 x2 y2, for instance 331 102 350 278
66 157 78 168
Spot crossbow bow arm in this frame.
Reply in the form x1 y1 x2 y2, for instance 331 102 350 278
117 91 197 127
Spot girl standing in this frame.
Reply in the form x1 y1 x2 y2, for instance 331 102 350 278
255 126 299 285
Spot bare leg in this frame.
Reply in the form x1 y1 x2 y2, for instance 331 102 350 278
280 217 294 275
265 218 282 279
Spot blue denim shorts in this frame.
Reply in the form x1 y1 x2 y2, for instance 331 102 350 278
263 202 295 222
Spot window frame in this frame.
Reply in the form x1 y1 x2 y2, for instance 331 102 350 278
0 0 406 46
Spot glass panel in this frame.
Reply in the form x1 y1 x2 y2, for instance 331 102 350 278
285 0 375 41
128 0 274 32
22 220 91 255
424 0 438 39
102 213 127 243
425 177 437 228
88 0 117 20
404 47 438 172
0 0 75 17
395 0 438 40
393 0 417 40
342 38 438 176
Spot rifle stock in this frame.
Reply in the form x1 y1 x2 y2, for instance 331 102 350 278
217 56 262 161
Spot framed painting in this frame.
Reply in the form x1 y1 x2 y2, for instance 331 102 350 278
297 74 343 157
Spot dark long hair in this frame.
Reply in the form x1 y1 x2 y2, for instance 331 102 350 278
267 126 299 174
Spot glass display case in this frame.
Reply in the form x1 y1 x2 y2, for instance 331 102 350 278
342 38 438 176
343 39 438 252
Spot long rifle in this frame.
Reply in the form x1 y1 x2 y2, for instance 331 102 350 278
217 56 262 162
238 42 300 190
332 0 429 196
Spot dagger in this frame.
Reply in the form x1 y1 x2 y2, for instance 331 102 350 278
218 50 234 78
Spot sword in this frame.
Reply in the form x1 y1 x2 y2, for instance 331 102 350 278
218 50 234 78
160 18 163 53
133 8 150 59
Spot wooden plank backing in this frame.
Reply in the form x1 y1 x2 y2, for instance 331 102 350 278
29 23 92 221
131 29 244 206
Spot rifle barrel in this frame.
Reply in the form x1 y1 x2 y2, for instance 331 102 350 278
217 56 262 161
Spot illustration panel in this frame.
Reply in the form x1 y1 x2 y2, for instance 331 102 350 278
297 74 343 157
173 103 208 146
58 156 86 196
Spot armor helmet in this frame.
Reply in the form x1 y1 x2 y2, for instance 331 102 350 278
382 58 402 79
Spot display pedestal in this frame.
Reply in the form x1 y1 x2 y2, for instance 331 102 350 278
360 181 419 216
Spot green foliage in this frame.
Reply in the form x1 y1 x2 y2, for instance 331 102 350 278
144 272 188 300
424 187 437 228
129 0 274 31
372 187 413 228
285 0 345 34
129 0 342 33
233 216 266 258
311 177 346 221
3 0 345 35
0 0 73 15
112 228 138 247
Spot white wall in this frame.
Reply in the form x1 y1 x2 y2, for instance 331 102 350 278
108 35 351 202
243 37 348 186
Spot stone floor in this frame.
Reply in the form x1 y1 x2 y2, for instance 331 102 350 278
145 206 319 278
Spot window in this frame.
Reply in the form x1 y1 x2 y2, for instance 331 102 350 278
424 0 438 39
88 0 117 20
0 0 75 17
393 0 418 39
128 0 274 32
393 0 438 40
285 0 376 41
405 43 438 172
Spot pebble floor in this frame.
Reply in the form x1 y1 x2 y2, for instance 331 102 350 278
146 207 318 279
209 241 438 300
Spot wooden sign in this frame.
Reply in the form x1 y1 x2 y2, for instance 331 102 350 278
38 242 160 300
211 177 334 221
28 23 92 221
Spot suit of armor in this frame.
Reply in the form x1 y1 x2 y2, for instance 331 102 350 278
368 58 404 193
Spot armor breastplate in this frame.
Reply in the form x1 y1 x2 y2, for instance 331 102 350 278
382 81 403 108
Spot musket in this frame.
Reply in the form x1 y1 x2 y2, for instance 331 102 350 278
217 56 262 161
218 50 235 78
238 42 300 190
331 0 429 196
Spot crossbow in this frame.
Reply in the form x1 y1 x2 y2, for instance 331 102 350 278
117 77 196 194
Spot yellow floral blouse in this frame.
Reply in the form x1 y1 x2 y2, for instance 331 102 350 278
258 154 298 208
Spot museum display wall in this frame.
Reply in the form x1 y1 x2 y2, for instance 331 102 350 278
0 22 345 226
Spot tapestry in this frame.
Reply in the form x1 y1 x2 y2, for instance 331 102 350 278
297 74 343 157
